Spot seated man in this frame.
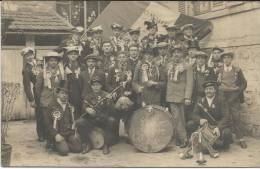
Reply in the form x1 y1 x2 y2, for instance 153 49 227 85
44 81 82 156
76 75 118 155
186 81 233 156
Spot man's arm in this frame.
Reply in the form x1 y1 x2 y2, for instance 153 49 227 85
184 65 194 100
43 107 58 139
22 69 34 102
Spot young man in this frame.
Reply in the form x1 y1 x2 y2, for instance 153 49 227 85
180 24 198 52
128 44 141 73
164 23 180 49
76 75 118 154
141 20 159 53
79 53 106 100
22 47 45 142
90 25 104 54
192 51 216 102
110 23 126 52
218 51 247 149
64 46 83 119
166 45 193 148
132 49 166 106
187 81 232 154
186 41 200 66
35 51 65 145
44 81 82 156
126 28 142 51
208 46 224 74
100 41 117 74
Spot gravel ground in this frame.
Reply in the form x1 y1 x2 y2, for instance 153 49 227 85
5 120 260 167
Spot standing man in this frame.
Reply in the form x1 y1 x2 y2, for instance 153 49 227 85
208 46 224 75
126 28 142 51
100 41 117 74
141 20 159 53
180 24 198 52
166 45 193 148
64 46 83 119
164 23 180 50
22 47 45 142
132 49 166 106
128 44 141 73
90 25 104 55
110 23 126 52
44 81 82 156
218 51 247 149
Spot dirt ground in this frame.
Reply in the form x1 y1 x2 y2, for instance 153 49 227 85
5 120 260 167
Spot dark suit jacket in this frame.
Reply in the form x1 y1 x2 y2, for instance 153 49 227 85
22 63 37 102
191 95 230 131
44 100 75 139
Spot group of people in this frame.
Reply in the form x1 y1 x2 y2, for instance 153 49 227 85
22 19 248 160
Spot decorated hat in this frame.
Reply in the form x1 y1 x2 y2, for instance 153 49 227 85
164 23 180 31
43 51 62 60
128 27 141 35
21 47 35 56
202 80 218 89
71 26 84 34
212 46 224 52
111 23 123 30
85 53 99 61
63 46 79 54
194 51 208 59
157 42 169 48
144 20 157 30
92 25 103 33
181 24 194 31
221 51 234 59
57 80 69 93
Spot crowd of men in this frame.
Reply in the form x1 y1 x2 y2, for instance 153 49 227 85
21 19 248 158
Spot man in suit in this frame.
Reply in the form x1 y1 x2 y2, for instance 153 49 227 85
110 23 126 52
126 28 142 51
187 81 233 152
164 23 181 50
76 75 118 154
100 41 117 74
22 47 45 142
166 45 194 148
218 51 247 149
128 44 141 73
79 53 106 100
44 81 82 156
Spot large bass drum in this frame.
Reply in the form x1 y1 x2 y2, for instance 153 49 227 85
128 105 174 153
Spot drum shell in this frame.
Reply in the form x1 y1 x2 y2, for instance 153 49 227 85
129 105 174 153
89 127 105 149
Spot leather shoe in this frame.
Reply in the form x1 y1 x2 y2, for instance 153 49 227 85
82 143 92 154
38 137 45 142
102 145 110 155
239 140 247 149
179 141 188 148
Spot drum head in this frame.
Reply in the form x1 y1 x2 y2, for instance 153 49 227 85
89 127 105 149
129 105 174 153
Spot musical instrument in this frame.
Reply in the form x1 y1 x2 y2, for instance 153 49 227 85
89 127 105 149
128 105 174 153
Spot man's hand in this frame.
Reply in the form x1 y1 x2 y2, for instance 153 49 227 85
86 107 96 116
146 80 157 87
200 119 208 126
55 134 64 142
30 101 36 108
137 86 144 93
184 99 192 105
213 127 221 137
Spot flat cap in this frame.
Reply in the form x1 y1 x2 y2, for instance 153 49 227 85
111 23 123 30
221 51 234 58
202 80 218 88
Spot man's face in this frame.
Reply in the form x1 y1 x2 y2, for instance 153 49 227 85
72 33 80 41
112 29 121 37
131 33 139 41
67 51 79 61
223 56 233 66
212 50 222 61
205 86 216 98
96 60 103 68
102 43 113 53
117 54 128 63
91 82 102 93
183 28 193 37
93 31 102 39
167 30 176 38
129 46 139 59
196 56 206 66
173 49 184 61
57 90 68 103
143 53 153 62
158 47 168 56
25 51 34 63
47 57 59 68
149 27 157 35
86 59 96 68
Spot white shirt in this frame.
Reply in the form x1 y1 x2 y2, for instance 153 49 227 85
197 64 206 72
57 98 67 111
206 96 215 108
224 64 233 72
88 67 95 77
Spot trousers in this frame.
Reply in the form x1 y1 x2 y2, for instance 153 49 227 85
169 103 187 141
55 134 82 156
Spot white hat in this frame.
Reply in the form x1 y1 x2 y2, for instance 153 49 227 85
21 47 35 56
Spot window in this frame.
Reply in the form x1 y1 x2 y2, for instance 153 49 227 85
35 35 62 46
2 34 26 46
178 1 186 14
193 1 211 15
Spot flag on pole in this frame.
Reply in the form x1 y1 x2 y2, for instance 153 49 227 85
90 1 212 41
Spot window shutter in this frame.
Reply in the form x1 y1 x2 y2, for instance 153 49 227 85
178 1 186 14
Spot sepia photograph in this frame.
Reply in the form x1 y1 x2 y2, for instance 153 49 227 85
1 0 260 167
